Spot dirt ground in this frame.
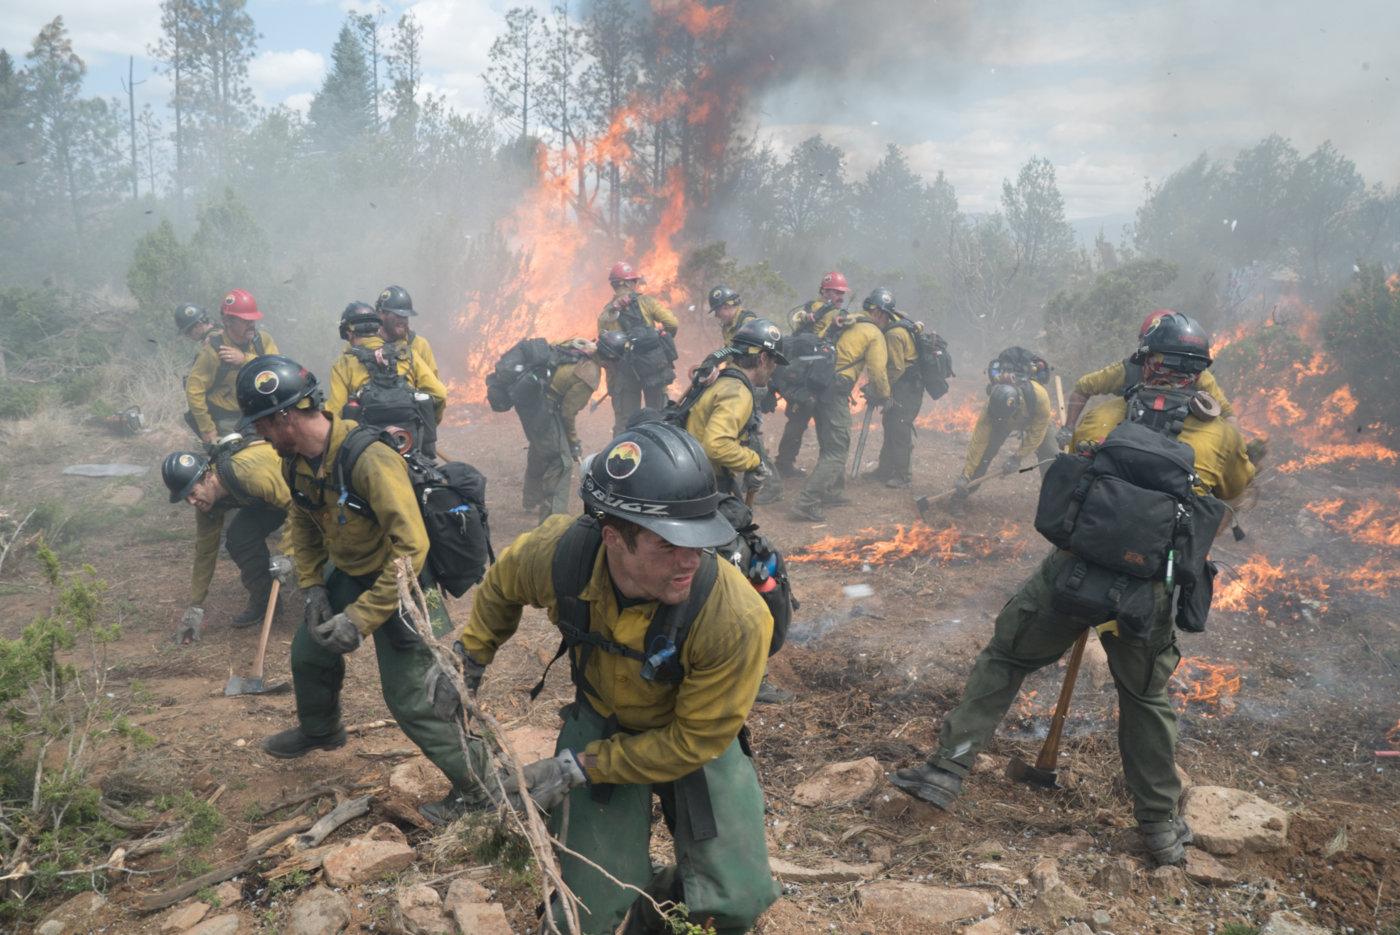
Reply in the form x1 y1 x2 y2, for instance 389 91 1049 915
2 395 1399 934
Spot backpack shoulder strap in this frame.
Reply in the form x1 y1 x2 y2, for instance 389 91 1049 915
334 424 391 519
215 449 256 505
642 551 719 683
1121 358 1143 394
532 516 607 701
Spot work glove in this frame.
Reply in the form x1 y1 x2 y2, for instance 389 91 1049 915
1001 454 1021 476
569 441 583 462
426 641 487 723
303 585 333 631
269 554 294 586
177 606 204 644
311 612 362 655
1245 437 1268 467
745 461 771 493
758 388 779 414
953 475 970 494
1055 426 1074 449
502 750 588 813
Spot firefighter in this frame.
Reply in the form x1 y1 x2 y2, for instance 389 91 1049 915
708 285 756 346
774 270 849 479
519 339 601 523
235 355 489 825
326 302 448 453
1060 308 1236 445
790 298 890 522
861 288 922 488
892 314 1257 867
375 284 441 379
597 262 680 434
161 440 291 640
683 318 787 497
949 352 1057 513
174 303 214 344
433 421 780 933
185 289 279 444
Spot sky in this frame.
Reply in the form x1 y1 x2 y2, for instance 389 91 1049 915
1 0 1396 222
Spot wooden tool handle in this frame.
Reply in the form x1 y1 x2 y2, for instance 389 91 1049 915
250 578 281 679
1035 628 1090 771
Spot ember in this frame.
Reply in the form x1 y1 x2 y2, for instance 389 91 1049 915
788 521 1023 568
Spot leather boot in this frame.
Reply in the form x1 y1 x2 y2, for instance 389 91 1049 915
1139 817 1193 865
261 726 347 759
889 762 963 810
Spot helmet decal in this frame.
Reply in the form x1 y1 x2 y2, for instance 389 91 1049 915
253 370 280 395
765 324 781 342
605 440 643 479
223 294 236 306
380 290 391 301
177 453 197 468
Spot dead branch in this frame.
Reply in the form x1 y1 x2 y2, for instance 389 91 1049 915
97 800 164 834
356 747 418 760
346 719 394 735
263 844 336 881
138 818 308 912
292 795 370 850
246 812 319 854
254 779 373 819
0 508 35 576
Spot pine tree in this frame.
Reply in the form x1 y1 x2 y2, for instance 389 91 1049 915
483 7 544 140
309 21 375 147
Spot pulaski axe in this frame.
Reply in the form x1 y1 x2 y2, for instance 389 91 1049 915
224 577 290 696
1006 629 1090 788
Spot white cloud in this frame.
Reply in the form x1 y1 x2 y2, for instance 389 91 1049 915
248 49 326 94
404 0 550 118
282 92 315 115
0 0 160 64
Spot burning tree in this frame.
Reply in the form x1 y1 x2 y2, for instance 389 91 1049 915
1324 264 1400 431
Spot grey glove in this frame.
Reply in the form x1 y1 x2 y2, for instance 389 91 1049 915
502 750 588 812
177 606 204 644
303 585 333 630
1055 426 1074 449
954 475 970 493
426 641 487 722
311 612 361 655
569 441 583 462
269 554 294 586
745 461 771 492
1001 454 1021 476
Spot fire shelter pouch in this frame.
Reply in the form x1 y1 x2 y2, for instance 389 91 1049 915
1051 557 1156 640
1068 474 1177 579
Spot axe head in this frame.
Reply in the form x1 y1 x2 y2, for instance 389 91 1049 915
1006 755 1060 789
223 676 290 696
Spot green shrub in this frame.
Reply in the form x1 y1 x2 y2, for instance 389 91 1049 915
1325 263 1400 429
0 381 49 419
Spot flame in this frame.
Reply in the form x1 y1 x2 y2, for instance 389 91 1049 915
1214 554 1288 612
1304 498 1400 547
1387 273 1400 295
1170 658 1242 718
788 521 1023 568
1387 718 1400 747
915 385 982 434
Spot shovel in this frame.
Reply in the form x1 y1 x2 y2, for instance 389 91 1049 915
224 579 290 696
1006 629 1089 789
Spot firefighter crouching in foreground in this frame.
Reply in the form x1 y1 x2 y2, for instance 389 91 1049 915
432 422 779 934
891 313 1258 867
235 354 490 826
1060 307 1236 446
160 438 292 641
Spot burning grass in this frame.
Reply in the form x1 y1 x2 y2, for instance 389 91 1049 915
788 520 1024 568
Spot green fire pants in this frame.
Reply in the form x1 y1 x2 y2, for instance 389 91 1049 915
546 702 779 934
874 376 925 483
290 567 491 804
795 381 853 512
518 398 572 522
929 550 1183 823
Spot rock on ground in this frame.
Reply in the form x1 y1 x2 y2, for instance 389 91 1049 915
286 886 352 935
792 756 884 807
392 884 452 935
962 913 1015 934
1090 856 1141 895
444 876 492 915
159 901 211 933
1181 785 1289 855
36 891 107 935
1260 910 1333 935
1183 848 1241 886
1054 924 1094 935
450 901 512 935
212 881 242 906
1089 908 1114 932
769 856 882 884
321 837 416 887
859 880 996 926
1030 857 1087 921
389 757 451 804
185 914 241 935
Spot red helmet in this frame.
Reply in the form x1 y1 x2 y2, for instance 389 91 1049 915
222 288 261 321
819 271 849 294
1139 308 1173 338
608 261 641 284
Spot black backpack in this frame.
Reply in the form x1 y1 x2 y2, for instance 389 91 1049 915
485 337 557 413
1033 420 1226 637
890 321 954 400
613 297 679 388
345 345 438 456
334 426 495 598
716 495 795 656
772 330 837 406
989 346 1049 386
529 515 719 701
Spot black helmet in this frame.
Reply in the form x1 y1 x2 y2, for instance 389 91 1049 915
174 303 207 334
862 287 896 316
161 450 210 503
1137 312 1212 372
730 317 789 365
375 284 415 317
708 285 740 313
581 422 736 548
235 355 324 431
597 330 630 363
339 301 380 340
987 384 1022 423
